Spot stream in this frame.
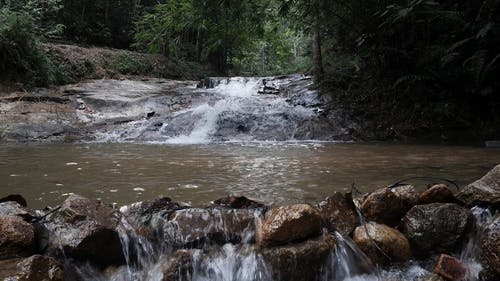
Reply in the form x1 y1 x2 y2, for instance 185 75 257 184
0 76 499 281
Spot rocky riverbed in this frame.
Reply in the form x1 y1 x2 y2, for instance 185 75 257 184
1 164 499 281
0 75 353 143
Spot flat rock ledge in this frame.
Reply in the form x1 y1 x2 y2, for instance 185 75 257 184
0 164 499 281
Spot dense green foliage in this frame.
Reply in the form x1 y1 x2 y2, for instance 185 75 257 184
0 0 499 137
0 7 52 85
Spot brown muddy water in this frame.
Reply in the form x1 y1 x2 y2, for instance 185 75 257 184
1 142 499 209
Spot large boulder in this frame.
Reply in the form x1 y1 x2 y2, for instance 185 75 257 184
456 164 500 208
360 186 415 226
402 203 474 254
0 255 64 281
38 194 125 266
0 216 35 260
352 222 412 265
419 184 456 205
480 215 500 281
258 204 323 247
261 234 336 281
162 208 258 248
316 193 358 237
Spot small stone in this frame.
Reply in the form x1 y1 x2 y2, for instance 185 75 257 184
258 204 323 247
433 254 467 281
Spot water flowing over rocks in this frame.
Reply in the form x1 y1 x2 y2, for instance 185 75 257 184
480 214 500 280
257 204 323 247
38 194 125 267
402 203 474 254
352 222 412 265
2 164 500 281
0 255 64 281
0 75 354 143
456 164 500 209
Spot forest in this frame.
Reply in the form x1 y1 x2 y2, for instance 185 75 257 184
0 0 499 140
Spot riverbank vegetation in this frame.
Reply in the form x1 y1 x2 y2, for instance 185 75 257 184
0 0 499 140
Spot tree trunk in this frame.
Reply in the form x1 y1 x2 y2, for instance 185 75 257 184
162 32 170 59
311 0 324 84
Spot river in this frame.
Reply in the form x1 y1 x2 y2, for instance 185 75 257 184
1 142 499 209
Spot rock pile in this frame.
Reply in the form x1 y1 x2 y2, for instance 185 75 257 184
0 164 499 281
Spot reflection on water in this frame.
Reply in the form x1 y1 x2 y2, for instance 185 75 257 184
0 142 499 209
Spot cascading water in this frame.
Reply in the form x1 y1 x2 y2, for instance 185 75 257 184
88 75 337 144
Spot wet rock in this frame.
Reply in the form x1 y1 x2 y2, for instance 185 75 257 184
122 197 186 225
163 208 258 247
0 201 34 221
402 203 474 254
0 255 64 281
419 184 456 204
261 234 336 281
39 194 125 266
433 254 467 281
258 204 323 247
212 195 265 209
360 187 407 226
0 194 27 207
160 250 194 281
0 216 35 259
456 164 500 208
419 273 446 281
316 192 358 236
480 214 500 280
392 184 420 209
352 222 412 265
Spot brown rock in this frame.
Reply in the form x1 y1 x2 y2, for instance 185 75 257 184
420 184 456 204
433 254 467 281
39 194 125 266
402 203 474 254
258 204 323 247
163 208 258 247
0 216 35 260
261 234 336 281
316 192 358 236
392 184 419 209
360 187 406 226
0 255 64 281
456 164 500 208
213 195 264 209
480 215 500 280
352 222 412 265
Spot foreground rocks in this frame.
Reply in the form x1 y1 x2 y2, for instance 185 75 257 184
0 255 64 281
457 164 500 209
1 164 500 281
402 203 474 254
352 222 412 265
38 194 125 266
258 204 323 247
